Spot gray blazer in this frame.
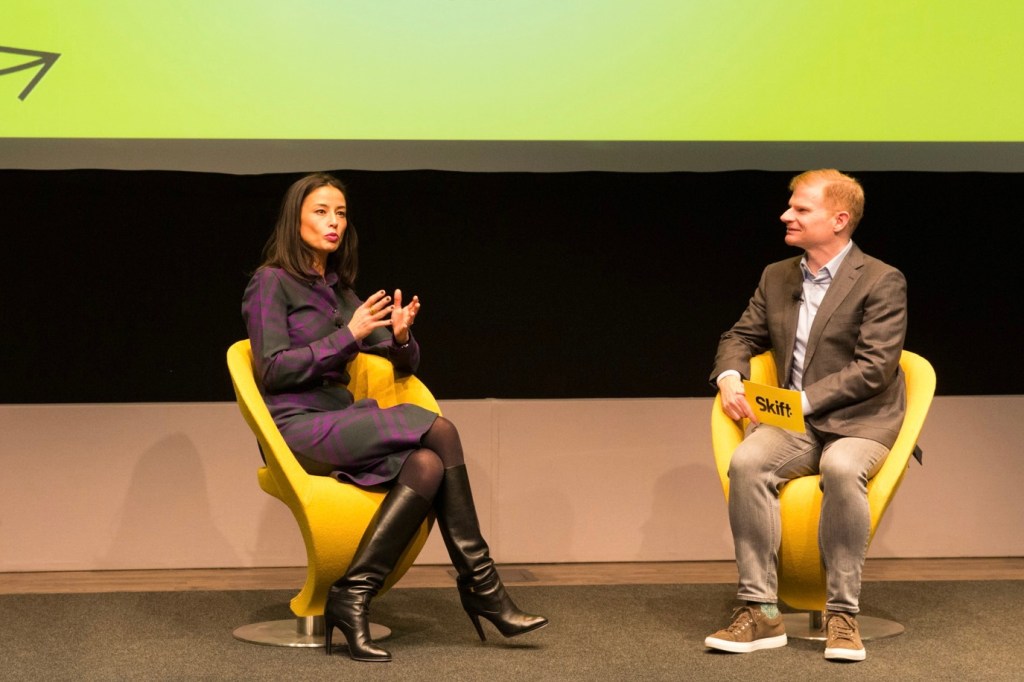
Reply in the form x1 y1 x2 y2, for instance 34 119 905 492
711 243 907 448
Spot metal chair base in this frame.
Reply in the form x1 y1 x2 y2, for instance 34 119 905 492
782 612 904 642
232 615 392 648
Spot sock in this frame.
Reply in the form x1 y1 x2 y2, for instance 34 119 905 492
759 603 779 618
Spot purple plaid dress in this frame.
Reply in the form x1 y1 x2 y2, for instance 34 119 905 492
242 267 438 486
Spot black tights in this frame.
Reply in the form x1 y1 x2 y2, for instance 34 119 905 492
396 416 464 500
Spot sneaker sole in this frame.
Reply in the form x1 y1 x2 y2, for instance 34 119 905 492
824 646 866 661
705 634 788 653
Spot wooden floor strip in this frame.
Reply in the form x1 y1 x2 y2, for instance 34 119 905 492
1 558 1022 595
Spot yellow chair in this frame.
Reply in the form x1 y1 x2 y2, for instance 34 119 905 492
227 339 440 647
711 350 936 639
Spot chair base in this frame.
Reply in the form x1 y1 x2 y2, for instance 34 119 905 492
233 616 392 648
782 612 904 642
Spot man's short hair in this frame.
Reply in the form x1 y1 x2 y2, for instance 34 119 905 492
789 169 865 232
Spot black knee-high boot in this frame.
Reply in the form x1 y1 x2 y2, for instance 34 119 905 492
435 464 548 641
324 484 431 662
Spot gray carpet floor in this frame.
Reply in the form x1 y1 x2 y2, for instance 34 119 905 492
2 581 1020 681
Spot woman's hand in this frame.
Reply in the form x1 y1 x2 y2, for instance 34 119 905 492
391 288 420 344
347 290 394 341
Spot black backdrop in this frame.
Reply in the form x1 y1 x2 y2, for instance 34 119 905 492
2 168 1020 403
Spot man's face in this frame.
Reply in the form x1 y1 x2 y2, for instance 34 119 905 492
780 181 845 251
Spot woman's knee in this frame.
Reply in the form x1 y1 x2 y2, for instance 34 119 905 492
422 416 464 468
399 448 444 494
426 416 459 444
406 448 443 476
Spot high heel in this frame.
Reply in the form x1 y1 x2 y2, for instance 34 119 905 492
467 612 487 641
323 484 431 662
324 593 390 661
459 573 549 641
435 464 549 640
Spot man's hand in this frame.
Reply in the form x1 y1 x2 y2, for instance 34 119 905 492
718 374 759 424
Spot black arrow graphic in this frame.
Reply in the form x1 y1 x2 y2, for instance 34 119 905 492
0 45 61 100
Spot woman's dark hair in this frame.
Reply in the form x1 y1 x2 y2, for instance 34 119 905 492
258 172 359 288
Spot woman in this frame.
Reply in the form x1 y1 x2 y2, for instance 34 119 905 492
242 172 547 662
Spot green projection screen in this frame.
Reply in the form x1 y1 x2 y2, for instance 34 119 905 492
3 1 1023 172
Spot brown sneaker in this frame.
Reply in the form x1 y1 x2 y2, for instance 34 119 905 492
824 611 866 661
704 605 787 653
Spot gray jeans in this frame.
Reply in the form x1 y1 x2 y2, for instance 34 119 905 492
727 424 889 614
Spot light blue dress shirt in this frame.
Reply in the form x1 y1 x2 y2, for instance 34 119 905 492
789 240 855 414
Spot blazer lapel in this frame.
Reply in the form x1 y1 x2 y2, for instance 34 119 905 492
777 259 804 384
804 244 864 369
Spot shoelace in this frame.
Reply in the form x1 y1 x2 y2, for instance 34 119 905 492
827 614 857 642
725 607 757 634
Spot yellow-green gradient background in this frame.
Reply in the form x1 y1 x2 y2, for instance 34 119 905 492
2 0 1021 140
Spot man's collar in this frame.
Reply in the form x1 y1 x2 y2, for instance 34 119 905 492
801 240 854 279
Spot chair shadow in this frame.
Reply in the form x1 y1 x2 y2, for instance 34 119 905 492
102 433 240 569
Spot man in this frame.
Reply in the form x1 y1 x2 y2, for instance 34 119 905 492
706 169 907 662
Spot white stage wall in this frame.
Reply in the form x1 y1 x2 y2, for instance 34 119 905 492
1 395 1021 572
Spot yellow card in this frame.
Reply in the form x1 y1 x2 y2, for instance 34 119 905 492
742 380 805 433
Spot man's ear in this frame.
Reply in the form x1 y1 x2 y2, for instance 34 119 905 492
833 210 851 233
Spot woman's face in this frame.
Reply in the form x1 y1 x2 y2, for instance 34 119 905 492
299 184 347 265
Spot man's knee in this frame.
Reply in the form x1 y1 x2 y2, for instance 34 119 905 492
728 437 775 481
820 439 888 486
